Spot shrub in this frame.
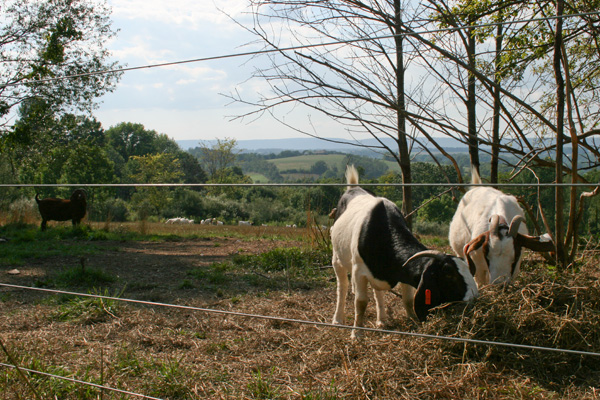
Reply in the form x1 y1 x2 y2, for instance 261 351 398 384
89 198 129 222
7 197 38 224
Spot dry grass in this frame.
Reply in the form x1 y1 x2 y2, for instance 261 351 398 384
1 228 600 399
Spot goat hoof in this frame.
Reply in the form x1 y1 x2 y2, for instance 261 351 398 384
350 330 363 340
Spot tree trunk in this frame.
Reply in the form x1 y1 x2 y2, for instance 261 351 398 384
491 17 503 185
467 22 480 179
394 0 412 224
554 0 566 269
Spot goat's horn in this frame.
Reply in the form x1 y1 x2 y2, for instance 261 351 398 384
509 215 526 238
489 215 501 237
402 250 446 267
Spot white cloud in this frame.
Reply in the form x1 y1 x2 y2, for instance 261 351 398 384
96 0 319 141
109 0 248 30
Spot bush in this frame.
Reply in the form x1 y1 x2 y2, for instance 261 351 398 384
90 198 129 222
416 194 456 224
413 219 450 237
165 189 205 219
7 197 38 224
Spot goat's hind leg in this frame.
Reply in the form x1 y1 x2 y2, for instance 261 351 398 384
351 273 369 338
332 257 349 326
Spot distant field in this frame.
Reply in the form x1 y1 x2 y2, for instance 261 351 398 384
248 173 270 183
267 153 402 175
382 159 401 172
268 154 346 171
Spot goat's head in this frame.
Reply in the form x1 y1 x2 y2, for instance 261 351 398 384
403 250 478 321
70 189 87 202
463 214 555 285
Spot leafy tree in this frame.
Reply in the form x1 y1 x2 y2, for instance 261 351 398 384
417 194 456 224
0 0 121 136
310 160 328 175
195 137 240 180
11 100 114 194
177 152 208 185
105 122 161 161
125 154 184 218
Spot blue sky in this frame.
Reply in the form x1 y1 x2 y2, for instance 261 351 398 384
95 0 347 143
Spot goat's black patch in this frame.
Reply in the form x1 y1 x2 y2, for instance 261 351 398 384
357 198 470 319
357 199 427 288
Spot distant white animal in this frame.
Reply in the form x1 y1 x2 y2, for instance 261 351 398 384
238 221 252 226
166 217 194 224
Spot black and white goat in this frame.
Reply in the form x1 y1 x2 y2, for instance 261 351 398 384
449 168 554 287
330 166 478 336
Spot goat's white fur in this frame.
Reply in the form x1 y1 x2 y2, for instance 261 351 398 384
449 168 528 286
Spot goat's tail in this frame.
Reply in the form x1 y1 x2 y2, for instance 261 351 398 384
35 193 40 203
345 164 359 187
470 164 482 185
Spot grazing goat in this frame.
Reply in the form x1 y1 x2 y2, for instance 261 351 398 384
331 166 478 337
166 217 194 224
449 168 554 287
35 189 87 231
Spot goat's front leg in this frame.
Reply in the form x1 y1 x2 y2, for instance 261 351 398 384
400 283 418 321
373 288 386 328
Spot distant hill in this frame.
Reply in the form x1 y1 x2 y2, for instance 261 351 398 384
177 136 467 154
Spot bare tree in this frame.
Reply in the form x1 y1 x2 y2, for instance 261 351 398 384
230 0 457 220
232 0 600 266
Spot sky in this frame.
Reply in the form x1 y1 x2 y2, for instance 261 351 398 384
95 0 348 143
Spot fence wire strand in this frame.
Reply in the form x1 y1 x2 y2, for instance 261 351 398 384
2 11 597 89
1 282 599 358
0 361 163 400
1 182 598 188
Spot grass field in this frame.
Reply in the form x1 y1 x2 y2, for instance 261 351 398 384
266 153 401 178
268 154 347 172
248 173 271 183
1 223 600 399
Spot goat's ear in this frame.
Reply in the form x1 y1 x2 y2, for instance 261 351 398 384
463 233 488 276
413 264 442 321
516 234 555 252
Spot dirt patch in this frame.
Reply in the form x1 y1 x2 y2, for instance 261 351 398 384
2 236 304 302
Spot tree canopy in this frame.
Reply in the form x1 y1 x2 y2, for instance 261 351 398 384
0 0 121 141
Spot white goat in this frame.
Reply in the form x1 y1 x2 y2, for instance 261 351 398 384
331 166 478 337
166 217 194 224
449 168 554 287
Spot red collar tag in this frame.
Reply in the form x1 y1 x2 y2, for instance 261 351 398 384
425 289 432 305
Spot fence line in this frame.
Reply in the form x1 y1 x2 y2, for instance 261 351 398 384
1 283 599 358
1 182 598 188
0 362 163 400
